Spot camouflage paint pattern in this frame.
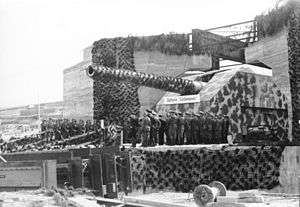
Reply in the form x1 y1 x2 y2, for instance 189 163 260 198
156 68 289 141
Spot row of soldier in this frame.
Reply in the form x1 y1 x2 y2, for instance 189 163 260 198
128 110 229 147
0 118 119 153
41 118 99 140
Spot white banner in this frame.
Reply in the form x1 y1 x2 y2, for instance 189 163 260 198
159 95 200 105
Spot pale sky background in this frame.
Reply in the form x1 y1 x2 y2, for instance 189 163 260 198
0 0 279 108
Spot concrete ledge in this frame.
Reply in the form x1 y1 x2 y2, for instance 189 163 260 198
124 196 190 207
217 195 264 203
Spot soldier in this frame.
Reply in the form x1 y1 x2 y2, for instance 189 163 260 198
148 111 156 146
205 113 214 144
85 120 91 133
147 110 160 146
40 120 47 139
201 113 208 144
197 112 205 144
60 119 66 139
141 113 151 147
152 113 161 146
222 116 230 143
64 119 71 139
211 115 217 144
70 119 76 137
78 119 85 134
41 120 47 132
66 119 72 138
164 112 171 145
184 113 192 144
193 114 201 144
47 118 54 141
177 112 185 145
214 115 222 143
53 119 62 140
168 111 178 145
90 120 96 132
158 114 167 145
75 119 81 135
128 115 139 147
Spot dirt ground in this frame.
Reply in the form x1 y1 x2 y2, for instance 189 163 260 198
0 190 79 207
0 191 58 207
0 190 298 207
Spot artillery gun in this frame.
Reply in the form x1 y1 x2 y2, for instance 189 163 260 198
86 65 208 95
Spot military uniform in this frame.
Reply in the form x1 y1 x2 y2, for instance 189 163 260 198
201 113 208 144
193 114 200 144
85 120 91 133
198 113 205 144
78 120 85 134
41 120 47 139
128 115 139 147
53 120 62 140
177 114 185 145
222 116 230 143
184 113 192 144
207 113 216 144
158 115 167 145
168 112 178 145
141 115 151 147
152 115 161 146
165 114 171 145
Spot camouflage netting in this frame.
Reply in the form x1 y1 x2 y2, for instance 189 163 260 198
131 146 284 192
92 37 140 142
133 33 190 56
255 0 299 38
287 4 300 140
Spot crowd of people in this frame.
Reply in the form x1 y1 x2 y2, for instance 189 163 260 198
0 118 121 153
128 109 229 147
0 109 230 153
40 118 98 140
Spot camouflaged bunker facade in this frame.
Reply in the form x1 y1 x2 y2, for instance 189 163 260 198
156 67 289 142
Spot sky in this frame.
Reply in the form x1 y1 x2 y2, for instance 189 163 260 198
0 0 278 108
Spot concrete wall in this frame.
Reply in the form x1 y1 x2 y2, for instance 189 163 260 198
245 29 292 140
63 61 93 121
83 46 92 61
134 51 211 115
278 146 300 194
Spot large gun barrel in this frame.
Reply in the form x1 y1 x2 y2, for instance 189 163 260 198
86 65 204 95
